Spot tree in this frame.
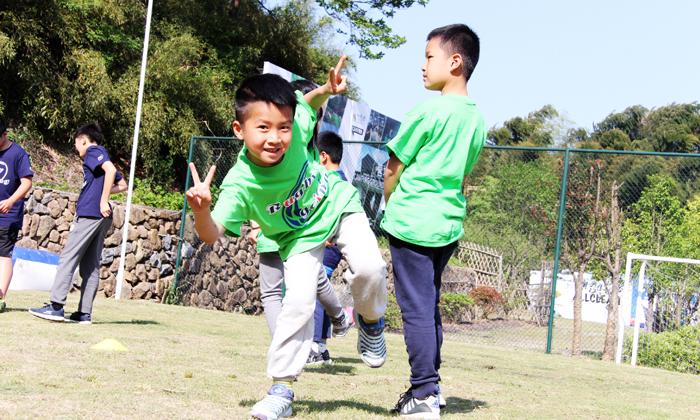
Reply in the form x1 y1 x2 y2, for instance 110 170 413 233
315 0 429 59
488 105 560 157
558 158 604 357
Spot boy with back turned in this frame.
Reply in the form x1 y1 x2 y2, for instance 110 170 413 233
382 24 486 419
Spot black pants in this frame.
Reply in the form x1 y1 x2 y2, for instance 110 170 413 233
389 234 458 399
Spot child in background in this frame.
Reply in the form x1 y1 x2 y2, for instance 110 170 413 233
186 59 387 420
30 122 127 324
0 116 34 313
306 130 353 365
382 24 486 419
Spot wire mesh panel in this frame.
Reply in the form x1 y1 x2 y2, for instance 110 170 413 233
174 137 700 364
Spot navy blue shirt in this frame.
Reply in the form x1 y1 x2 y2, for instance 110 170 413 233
0 143 33 229
76 145 123 219
323 169 347 270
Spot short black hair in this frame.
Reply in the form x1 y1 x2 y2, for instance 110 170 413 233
290 79 318 95
316 131 343 164
235 74 297 123
0 117 6 136
427 24 480 82
75 122 104 144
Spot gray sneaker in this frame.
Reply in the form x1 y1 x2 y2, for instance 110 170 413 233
331 311 351 338
67 312 92 325
29 303 65 322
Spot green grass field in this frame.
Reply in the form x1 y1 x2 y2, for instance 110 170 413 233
2 291 699 419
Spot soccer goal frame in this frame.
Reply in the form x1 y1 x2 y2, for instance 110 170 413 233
615 252 700 365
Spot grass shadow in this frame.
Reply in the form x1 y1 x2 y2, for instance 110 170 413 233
443 397 488 414
303 364 357 375
239 398 389 416
331 356 363 364
95 320 160 325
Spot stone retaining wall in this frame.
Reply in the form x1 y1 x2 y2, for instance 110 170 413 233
20 188 182 301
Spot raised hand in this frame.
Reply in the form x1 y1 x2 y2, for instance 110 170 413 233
326 55 348 95
185 162 216 213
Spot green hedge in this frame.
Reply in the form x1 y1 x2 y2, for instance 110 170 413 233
624 325 700 374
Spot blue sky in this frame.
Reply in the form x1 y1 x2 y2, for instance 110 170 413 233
345 0 699 131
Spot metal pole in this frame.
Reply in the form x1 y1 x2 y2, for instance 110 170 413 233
546 149 571 354
171 135 196 294
631 261 647 366
615 253 635 363
115 0 154 299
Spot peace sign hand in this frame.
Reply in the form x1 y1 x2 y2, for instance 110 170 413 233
326 55 347 95
185 162 216 213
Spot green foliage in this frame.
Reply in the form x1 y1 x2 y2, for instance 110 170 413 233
439 293 474 323
624 325 700 374
469 286 504 317
488 104 560 149
384 293 403 329
317 0 429 59
111 178 184 211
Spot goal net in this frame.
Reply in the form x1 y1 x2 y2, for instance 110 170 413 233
616 253 700 373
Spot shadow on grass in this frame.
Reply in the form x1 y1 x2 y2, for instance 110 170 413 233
303 363 357 375
95 320 160 325
239 398 390 416
443 397 488 414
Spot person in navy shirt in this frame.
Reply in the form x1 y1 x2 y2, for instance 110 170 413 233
0 117 33 313
30 122 127 324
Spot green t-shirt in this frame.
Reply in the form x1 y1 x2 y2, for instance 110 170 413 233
381 94 486 247
212 92 364 260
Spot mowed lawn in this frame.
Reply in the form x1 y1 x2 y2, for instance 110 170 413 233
2 291 699 419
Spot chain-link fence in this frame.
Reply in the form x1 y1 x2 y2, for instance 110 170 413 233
174 136 700 372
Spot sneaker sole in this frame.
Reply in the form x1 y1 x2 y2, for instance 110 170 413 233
66 319 92 325
250 406 292 420
28 310 65 322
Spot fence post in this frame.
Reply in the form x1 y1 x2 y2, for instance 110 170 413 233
171 135 196 296
546 148 571 354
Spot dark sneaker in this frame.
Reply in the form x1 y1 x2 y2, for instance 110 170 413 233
250 383 294 419
393 388 441 419
67 312 92 324
306 349 332 365
29 303 65 322
355 312 386 368
331 311 351 338
0 298 6 313
437 384 446 408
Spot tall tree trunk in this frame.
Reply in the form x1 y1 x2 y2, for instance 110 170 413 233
601 277 619 361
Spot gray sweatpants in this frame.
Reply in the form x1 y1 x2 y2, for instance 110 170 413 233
50 216 112 314
267 212 387 381
259 251 344 338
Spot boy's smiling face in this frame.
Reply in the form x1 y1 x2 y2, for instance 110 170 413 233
233 101 294 167
422 38 457 92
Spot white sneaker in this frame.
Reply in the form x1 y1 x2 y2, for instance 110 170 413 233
250 383 294 419
393 388 440 419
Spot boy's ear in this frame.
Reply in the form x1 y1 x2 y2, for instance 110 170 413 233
450 53 463 73
232 121 244 140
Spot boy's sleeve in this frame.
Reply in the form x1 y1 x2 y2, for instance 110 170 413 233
84 147 108 172
293 90 317 148
384 108 427 165
464 118 487 176
17 148 34 179
210 185 247 238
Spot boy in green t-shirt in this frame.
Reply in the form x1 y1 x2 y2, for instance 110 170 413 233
186 58 387 420
381 24 486 419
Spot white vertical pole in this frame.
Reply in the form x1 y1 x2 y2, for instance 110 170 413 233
615 253 635 364
115 0 154 299
631 260 647 366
